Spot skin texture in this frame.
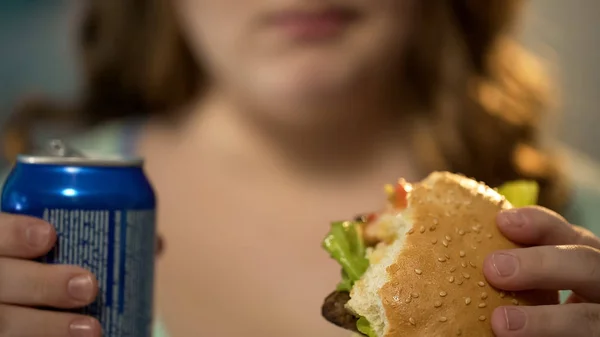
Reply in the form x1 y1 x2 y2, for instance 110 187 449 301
173 0 415 130
0 213 101 336
1 1 600 336
487 207 600 337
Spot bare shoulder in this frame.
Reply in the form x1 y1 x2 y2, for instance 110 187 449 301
560 147 600 234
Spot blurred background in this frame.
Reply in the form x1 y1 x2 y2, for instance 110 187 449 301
0 0 599 167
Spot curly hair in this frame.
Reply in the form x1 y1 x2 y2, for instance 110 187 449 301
4 0 570 211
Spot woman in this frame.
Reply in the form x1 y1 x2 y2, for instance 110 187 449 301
3 0 600 336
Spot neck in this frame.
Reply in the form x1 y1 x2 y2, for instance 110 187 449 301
179 87 419 184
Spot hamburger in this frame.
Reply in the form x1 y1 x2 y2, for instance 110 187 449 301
321 172 557 337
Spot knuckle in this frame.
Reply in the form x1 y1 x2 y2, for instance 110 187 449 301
524 248 548 279
572 246 600 281
26 264 55 305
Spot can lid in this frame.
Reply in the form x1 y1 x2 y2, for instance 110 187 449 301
17 155 144 167
17 139 144 167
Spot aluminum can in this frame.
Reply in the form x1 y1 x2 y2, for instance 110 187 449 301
1 143 156 337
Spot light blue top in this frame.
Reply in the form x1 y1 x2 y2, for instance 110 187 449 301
6 121 600 337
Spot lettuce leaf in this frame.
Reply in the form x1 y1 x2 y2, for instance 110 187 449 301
357 317 377 337
322 221 374 334
497 180 539 207
322 221 369 290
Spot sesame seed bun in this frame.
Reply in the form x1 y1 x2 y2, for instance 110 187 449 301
345 172 557 337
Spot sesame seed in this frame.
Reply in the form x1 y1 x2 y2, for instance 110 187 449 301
445 254 450 260
430 225 437 231
478 303 487 308
405 297 411 303
469 261 477 268
477 281 485 287
415 269 423 275
419 226 426 233
449 276 455 283
462 273 470 279
476 238 482 243
461 262 467 268
434 301 442 308
440 291 447 297
512 299 519 305
438 257 447 262
465 297 471 305
433 218 439 225
487 233 493 239
450 267 457 272
445 235 452 241
481 292 488 300
411 292 419 298
431 239 438 244
439 317 448 322
409 317 416 325
499 292 505 298
442 240 449 247
479 315 486 321
407 228 414 234
458 230 465 236
456 329 462 336
459 251 466 257
457 280 464 285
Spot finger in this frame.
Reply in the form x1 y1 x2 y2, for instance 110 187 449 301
491 304 600 337
484 245 600 302
496 206 600 249
0 213 56 258
0 258 98 308
0 304 101 337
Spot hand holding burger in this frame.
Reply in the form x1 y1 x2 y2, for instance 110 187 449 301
321 172 600 337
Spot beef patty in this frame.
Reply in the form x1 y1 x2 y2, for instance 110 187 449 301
321 291 361 334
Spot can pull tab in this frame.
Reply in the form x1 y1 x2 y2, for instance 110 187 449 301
46 139 86 158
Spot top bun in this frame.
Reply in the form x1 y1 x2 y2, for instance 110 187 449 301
346 172 557 337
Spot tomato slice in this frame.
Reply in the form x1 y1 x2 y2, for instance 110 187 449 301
394 183 408 209
366 212 378 223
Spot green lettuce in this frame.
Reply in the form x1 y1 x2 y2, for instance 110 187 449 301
322 221 373 334
322 221 369 291
497 180 539 207
357 317 377 337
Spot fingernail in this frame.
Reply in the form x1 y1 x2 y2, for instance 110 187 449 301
25 222 51 247
499 210 526 228
504 307 527 330
492 253 518 277
70 318 99 337
68 275 95 302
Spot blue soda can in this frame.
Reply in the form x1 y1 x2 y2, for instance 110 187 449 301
0 140 157 337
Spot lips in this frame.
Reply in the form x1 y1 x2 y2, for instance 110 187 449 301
266 7 360 41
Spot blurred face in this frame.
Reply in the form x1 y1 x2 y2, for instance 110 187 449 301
174 0 416 128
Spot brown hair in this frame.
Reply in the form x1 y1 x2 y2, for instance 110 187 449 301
4 0 570 211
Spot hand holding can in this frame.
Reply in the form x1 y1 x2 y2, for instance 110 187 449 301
1 144 157 337
0 213 101 336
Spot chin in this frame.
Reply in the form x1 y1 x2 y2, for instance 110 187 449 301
251 53 367 110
